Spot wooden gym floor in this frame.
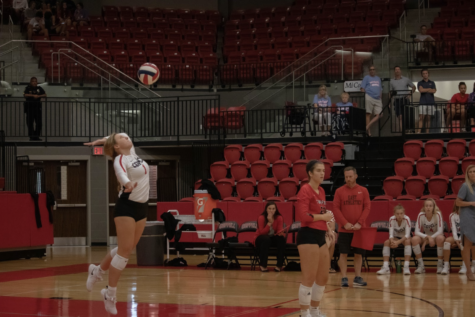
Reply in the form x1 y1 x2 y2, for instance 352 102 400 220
0 247 474 317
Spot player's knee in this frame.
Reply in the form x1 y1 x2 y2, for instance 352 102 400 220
383 240 390 247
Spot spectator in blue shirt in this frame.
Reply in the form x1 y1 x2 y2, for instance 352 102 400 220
360 66 382 136
417 69 437 133
333 92 353 135
313 85 332 135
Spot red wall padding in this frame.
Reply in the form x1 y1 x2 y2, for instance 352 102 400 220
0 193 54 249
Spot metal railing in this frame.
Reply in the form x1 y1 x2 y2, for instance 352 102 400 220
242 35 390 111
399 11 407 42
418 0 426 23
406 40 475 67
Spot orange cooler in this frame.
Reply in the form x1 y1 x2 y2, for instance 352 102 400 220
193 190 216 220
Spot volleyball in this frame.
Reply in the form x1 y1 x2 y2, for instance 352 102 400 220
137 63 160 85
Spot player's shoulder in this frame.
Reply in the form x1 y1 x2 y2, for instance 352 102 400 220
404 215 411 220
389 215 396 221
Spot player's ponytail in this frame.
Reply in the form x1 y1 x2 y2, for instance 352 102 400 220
451 202 460 215
104 133 119 160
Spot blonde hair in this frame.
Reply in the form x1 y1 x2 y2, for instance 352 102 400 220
104 133 119 159
464 164 475 194
421 198 441 214
452 202 460 215
340 92 349 99
393 204 405 215
318 85 328 97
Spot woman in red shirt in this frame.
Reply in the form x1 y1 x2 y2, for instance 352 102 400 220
447 82 468 131
254 202 285 272
296 160 335 317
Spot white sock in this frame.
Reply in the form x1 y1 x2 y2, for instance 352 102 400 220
462 262 466 268
438 259 443 265
404 261 409 267
97 266 106 275
301 309 309 315
310 306 320 316
418 258 424 267
107 286 117 297
444 261 449 268
383 261 389 268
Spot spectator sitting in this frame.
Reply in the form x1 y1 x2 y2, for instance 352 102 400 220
13 0 28 24
55 1 73 35
447 82 468 132
44 11 57 36
414 25 436 63
333 92 353 135
28 11 48 40
313 85 332 136
467 83 475 131
253 202 286 272
73 2 89 27
23 1 37 24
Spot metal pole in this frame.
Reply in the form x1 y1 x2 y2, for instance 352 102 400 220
352 51 354 80
292 72 295 103
303 73 306 101
341 51 344 80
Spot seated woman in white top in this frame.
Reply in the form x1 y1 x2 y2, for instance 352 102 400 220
411 198 445 274
377 204 412 275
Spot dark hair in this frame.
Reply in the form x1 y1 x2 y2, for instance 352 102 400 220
459 81 466 88
35 11 43 18
306 160 324 177
420 25 427 29
30 77 37 82
344 166 357 174
261 201 282 225
421 68 429 75
394 65 401 70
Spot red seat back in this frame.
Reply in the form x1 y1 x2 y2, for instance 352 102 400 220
236 178 256 199
279 177 299 199
304 142 324 160
447 139 467 160
428 175 449 198
244 144 263 163
451 175 465 195
210 161 228 180
424 139 444 160
439 157 459 178
257 178 277 199
405 176 426 198
230 161 249 181
394 157 414 179
321 159 333 180
250 160 270 181
292 159 309 181
383 176 404 198
216 179 234 199
224 145 243 165
284 143 304 163
403 140 423 161
272 160 291 181
462 156 475 174
264 143 283 163
416 157 436 179
325 142 344 163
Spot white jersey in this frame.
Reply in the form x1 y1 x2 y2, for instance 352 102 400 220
389 215 411 239
111 133 150 203
450 213 461 241
415 211 443 239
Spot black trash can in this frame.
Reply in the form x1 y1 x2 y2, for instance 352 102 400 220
136 221 166 266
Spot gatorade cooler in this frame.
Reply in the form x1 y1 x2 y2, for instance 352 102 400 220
193 190 216 220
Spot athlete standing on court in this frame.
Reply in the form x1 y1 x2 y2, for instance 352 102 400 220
84 133 150 314
296 160 335 317
332 166 371 287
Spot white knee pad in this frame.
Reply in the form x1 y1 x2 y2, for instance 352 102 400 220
311 283 325 302
110 247 118 257
437 247 443 257
111 254 128 271
404 245 412 256
299 284 312 306
382 246 390 257
412 244 421 255
444 242 451 250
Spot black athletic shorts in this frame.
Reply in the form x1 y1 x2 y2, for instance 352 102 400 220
338 232 366 255
296 227 327 247
114 195 148 222
394 98 408 117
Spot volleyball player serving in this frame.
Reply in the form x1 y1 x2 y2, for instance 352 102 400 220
84 133 149 315
296 160 335 317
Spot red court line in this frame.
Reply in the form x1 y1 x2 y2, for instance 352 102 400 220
0 264 89 283
0 296 298 317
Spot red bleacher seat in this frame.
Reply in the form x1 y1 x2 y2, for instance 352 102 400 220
216 178 234 199
257 177 278 199
325 142 344 163
224 145 243 164
373 195 394 201
210 161 229 180
264 143 283 163
179 197 194 202
148 51 164 63
394 157 415 179
292 159 309 181
450 175 466 196
223 197 241 202
447 139 467 159
111 50 129 63
405 176 426 198
272 160 292 181
304 142 324 160
250 160 270 181
113 28 131 39
224 106 246 131
469 140 475 156
230 161 250 181
439 157 459 178
424 139 445 160
284 143 304 163
428 175 449 198
416 157 436 179
462 156 475 174
244 197 263 202
403 140 423 161
420 194 440 201
321 159 333 180
266 196 285 202
236 178 256 199
396 195 417 201
383 176 404 198
278 177 299 200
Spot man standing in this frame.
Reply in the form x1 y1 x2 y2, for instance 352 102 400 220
360 65 382 136
24 77 46 141
390 66 416 132
417 69 436 133
333 167 371 287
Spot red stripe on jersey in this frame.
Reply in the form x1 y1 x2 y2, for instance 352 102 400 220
119 155 126 173
143 165 147 174
417 213 423 231
437 213 442 228
405 218 410 227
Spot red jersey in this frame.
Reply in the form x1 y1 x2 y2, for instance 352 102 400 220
296 184 329 230
449 93 468 108
253 215 284 244
332 184 371 233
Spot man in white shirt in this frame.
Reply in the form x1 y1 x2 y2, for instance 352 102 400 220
27 11 48 40
414 25 435 63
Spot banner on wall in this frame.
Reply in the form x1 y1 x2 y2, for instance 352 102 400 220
344 80 362 92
